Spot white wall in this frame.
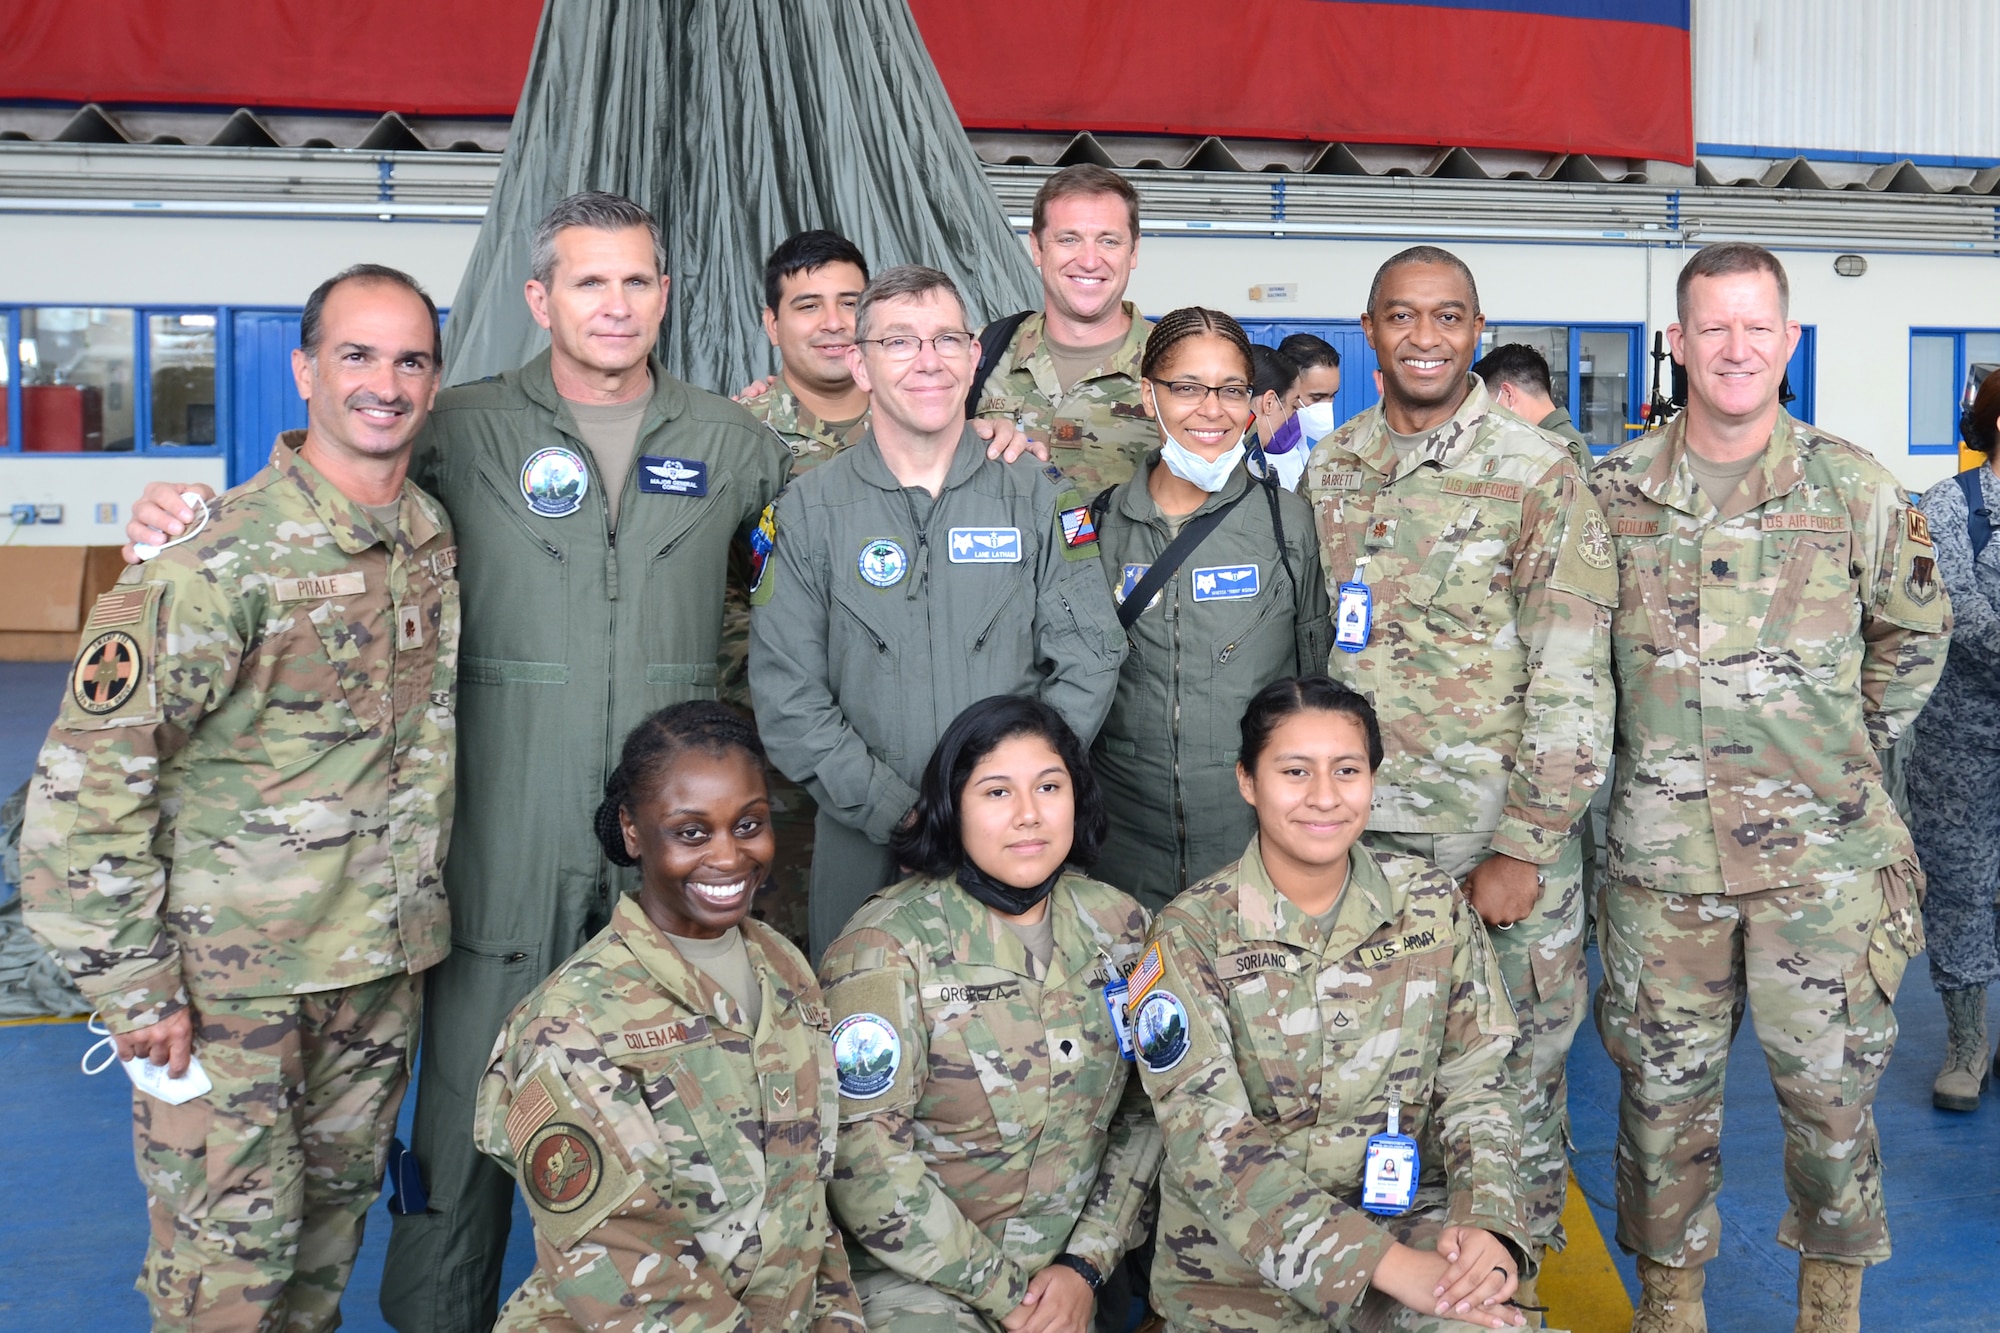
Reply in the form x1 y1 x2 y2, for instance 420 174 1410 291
1694 0 2000 160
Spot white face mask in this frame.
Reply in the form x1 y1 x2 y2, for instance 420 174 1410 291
1159 424 1246 492
1293 399 1337 445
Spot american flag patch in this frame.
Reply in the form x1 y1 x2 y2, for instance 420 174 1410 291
1060 505 1098 549
87 588 151 629
1126 941 1166 1006
505 1075 559 1152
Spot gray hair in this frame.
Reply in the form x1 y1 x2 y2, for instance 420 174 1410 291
1365 244 1481 318
529 191 666 286
856 264 968 340
1676 242 1789 325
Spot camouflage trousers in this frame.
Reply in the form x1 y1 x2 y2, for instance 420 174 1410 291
133 970 421 1331
1366 829 1586 1257
1593 865 1922 1268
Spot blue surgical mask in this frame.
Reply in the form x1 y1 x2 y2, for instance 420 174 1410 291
1160 425 1246 492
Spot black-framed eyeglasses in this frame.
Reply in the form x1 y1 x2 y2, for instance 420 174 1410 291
856 332 974 361
1149 377 1254 408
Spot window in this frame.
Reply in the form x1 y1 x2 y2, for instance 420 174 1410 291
1 306 224 457
1911 329 2000 454
1479 323 1644 451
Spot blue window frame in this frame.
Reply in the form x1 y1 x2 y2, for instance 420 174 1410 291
1910 328 2000 455
1234 319 1380 428
1783 325 1816 424
0 305 227 459
1479 323 1646 455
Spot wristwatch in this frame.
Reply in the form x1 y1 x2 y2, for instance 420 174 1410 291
1053 1254 1104 1291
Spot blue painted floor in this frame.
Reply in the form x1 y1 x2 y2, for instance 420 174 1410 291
4 661 1999 1330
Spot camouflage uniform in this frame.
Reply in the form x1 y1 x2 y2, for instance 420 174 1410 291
1302 375 1616 1255
818 872 1160 1329
975 303 1155 490
725 380 872 951
21 431 458 1330
1133 837 1528 1333
474 894 864 1332
1588 410 1948 1267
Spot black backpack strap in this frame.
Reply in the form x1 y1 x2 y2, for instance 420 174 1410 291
1118 490 1250 631
1957 468 1991 559
1088 485 1115 534
964 310 1034 420
1257 472 1302 673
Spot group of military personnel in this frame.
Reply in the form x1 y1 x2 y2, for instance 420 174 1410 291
18 160 1949 1333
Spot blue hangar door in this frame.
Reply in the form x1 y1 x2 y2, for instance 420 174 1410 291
1235 319 1381 430
229 310 308 487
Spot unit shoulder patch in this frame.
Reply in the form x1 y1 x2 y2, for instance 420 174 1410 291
71 630 145 717
831 1012 902 1101
1547 499 1621 607
1133 989 1191 1074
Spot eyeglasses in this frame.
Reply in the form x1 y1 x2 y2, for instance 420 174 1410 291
857 332 974 361
1149 377 1254 408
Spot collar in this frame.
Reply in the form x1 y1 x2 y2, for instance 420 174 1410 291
1116 448 1253 526
270 430 441 554
1634 409 1806 520
517 347 685 440
1007 302 1149 383
1334 373 1494 486
1538 406 1575 432
611 894 797 1035
849 423 989 493
1233 835 1395 961
928 873 1099 988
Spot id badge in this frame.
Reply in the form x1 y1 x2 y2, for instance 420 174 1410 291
1361 1100 1419 1215
1102 978 1136 1061
1334 580 1372 653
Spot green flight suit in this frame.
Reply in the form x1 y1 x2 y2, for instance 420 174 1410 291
1092 455 1330 912
747 428 1126 956
380 350 791 1333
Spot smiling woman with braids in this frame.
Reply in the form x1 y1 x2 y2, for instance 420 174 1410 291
1090 308 1330 912
472 702 863 1332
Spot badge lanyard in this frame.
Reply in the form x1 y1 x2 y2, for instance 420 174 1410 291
1361 1098 1420 1215
1334 554 1372 654
1099 952 1136 1061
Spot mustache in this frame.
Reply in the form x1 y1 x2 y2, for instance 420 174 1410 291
345 390 414 414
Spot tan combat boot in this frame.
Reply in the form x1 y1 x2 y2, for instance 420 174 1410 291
1631 1257 1706 1333
1934 986 1988 1112
1796 1258 1862 1333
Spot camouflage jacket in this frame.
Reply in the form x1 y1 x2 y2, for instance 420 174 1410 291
819 872 1160 1320
21 432 458 1030
475 894 863 1333
975 303 1155 489
1302 376 1617 863
1589 411 1950 895
721 379 870 713
1132 837 1527 1332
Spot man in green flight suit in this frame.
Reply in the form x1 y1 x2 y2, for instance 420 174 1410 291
1470 342 1594 476
749 264 1127 956
973 164 1158 489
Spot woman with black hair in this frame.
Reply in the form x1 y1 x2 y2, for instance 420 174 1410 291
473 702 863 1332
1909 365 2000 1110
1134 676 1531 1333
819 694 1159 1333
1092 308 1330 913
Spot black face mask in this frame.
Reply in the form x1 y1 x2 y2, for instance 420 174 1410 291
956 859 1065 918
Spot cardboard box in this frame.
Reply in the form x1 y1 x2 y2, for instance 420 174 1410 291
0 546 129 661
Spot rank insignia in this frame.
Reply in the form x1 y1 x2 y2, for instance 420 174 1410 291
1053 421 1083 444
72 630 144 715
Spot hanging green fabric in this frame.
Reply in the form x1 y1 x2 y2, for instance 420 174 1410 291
443 0 1041 390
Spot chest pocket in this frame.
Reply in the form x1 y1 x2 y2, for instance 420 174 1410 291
965 562 1035 658
1227 964 1322 1130
256 599 378 770
1316 946 1450 1126
921 986 1035 1154
1408 502 1498 633
1754 525 1857 682
632 1046 762 1210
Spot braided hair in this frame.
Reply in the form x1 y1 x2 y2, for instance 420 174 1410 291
1141 306 1255 383
593 703 769 867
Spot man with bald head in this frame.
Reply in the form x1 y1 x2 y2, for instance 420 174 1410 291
1300 245 1618 1309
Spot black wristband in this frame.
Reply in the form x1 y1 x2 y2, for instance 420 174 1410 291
1053 1254 1104 1291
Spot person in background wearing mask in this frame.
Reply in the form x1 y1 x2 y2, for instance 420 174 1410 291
1469 343 1592 476
1092 310 1329 912
1907 367 2000 1112
1278 332 1341 407
1250 343 1311 492
1301 246 1616 1317
819 695 1159 1333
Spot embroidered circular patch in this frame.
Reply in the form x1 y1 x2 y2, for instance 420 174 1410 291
524 1121 603 1214
831 1012 901 1099
857 539 908 589
1134 989 1191 1074
1577 510 1614 570
520 447 590 518
72 631 144 715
